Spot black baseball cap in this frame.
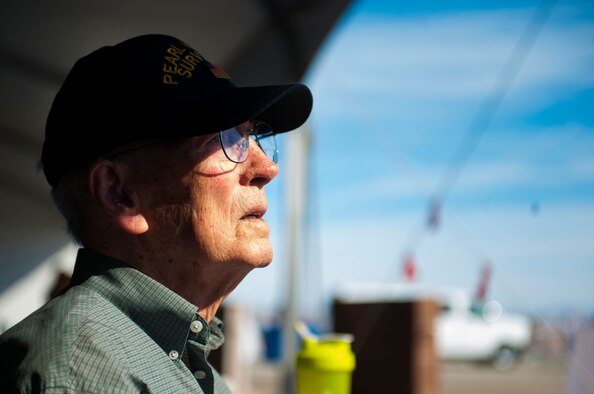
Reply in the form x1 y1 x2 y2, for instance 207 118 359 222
41 34 313 186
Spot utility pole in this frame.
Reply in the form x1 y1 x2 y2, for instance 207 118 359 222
283 125 309 393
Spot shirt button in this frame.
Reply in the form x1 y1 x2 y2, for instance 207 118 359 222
194 370 207 380
190 320 203 333
169 350 179 360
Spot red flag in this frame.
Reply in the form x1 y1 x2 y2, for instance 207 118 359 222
403 255 416 282
476 262 492 301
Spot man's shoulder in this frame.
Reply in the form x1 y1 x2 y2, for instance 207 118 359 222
1 284 116 344
0 285 135 392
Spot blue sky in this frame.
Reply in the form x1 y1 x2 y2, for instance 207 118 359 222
230 0 594 317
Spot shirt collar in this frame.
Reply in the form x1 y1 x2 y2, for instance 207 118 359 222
70 248 223 357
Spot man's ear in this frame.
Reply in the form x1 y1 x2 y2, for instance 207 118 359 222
88 159 149 235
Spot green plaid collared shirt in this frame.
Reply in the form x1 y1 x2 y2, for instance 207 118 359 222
0 248 233 394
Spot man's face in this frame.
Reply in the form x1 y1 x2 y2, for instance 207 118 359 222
129 128 279 271
186 131 280 269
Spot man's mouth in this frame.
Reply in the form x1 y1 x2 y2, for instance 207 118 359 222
242 214 262 219
241 207 266 220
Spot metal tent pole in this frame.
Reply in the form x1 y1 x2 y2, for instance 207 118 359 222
282 125 309 393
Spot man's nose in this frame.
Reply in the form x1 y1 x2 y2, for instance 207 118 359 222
241 139 279 188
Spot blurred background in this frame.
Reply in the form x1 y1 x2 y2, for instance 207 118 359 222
1 0 593 393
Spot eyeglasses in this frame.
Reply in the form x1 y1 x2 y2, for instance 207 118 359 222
219 121 278 164
104 121 278 163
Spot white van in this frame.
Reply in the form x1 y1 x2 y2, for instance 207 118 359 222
434 287 531 370
335 283 532 370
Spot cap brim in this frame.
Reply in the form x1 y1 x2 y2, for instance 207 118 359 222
178 84 313 136
229 84 313 133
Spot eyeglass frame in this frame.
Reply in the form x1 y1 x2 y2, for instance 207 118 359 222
219 121 278 164
103 120 278 164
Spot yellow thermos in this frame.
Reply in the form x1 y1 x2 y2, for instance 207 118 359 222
296 334 356 394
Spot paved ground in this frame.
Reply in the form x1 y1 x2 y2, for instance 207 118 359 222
441 356 569 394
241 353 569 394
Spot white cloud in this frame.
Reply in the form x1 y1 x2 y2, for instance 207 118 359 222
571 157 594 179
314 123 594 207
315 202 594 313
309 8 594 115
319 155 592 206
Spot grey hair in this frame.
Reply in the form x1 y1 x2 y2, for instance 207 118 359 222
50 166 93 245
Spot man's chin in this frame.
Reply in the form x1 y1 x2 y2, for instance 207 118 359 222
234 242 273 268
249 250 273 268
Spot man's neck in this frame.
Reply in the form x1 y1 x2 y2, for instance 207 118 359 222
87 242 252 322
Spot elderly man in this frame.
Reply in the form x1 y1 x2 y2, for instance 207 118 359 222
0 34 312 393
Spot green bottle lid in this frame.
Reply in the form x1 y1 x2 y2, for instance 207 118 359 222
297 334 356 372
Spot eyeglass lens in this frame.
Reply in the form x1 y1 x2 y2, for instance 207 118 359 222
220 127 249 163
255 133 278 164
219 122 278 164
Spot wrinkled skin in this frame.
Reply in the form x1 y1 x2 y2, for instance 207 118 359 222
95 130 279 320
